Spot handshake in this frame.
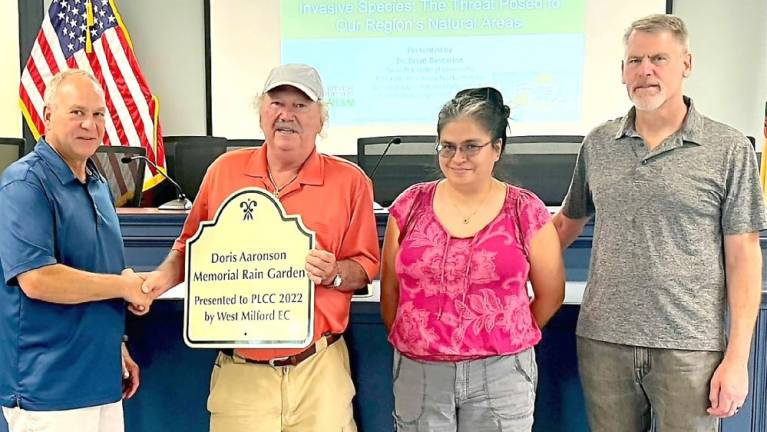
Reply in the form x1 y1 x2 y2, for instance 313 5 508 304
117 248 341 315
119 268 172 316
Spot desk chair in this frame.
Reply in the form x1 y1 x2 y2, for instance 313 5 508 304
0 137 25 175
357 135 440 207
91 146 146 207
163 136 227 201
501 135 584 206
357 135 585 207
226 138 264 152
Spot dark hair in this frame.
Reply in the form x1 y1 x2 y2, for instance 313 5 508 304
437 87 511 153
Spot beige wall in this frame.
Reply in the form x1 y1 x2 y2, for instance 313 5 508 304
676 0 767 141
0 0 21 138
118 0 207 136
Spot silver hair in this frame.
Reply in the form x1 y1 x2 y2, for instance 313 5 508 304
43 69 104 106
624 14 690 52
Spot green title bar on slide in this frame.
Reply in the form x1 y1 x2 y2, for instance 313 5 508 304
282 0 586 38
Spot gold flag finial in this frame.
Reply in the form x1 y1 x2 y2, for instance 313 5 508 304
85 0 94 53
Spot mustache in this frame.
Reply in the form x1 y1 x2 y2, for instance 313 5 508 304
274 121 299 132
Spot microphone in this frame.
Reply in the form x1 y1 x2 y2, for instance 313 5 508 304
121 155 192 211
367 137 401 211
368 137 401 180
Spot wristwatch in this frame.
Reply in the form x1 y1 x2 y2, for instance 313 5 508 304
331 272 343 288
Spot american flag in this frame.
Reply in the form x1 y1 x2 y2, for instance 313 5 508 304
19 0 165 191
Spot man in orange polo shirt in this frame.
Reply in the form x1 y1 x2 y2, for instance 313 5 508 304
140 64 380 432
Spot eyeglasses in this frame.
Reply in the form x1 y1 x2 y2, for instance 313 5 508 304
435 140 494 158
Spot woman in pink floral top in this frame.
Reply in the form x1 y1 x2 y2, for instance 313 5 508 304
380 87 565 431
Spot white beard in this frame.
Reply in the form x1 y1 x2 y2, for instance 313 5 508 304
630 88 666 112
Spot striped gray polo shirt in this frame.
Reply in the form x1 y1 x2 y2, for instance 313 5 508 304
562 97 767 351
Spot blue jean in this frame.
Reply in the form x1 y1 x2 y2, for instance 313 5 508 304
392 349 537 432
577 336 722 432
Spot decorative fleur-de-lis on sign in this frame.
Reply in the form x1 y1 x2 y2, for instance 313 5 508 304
240 199 257 220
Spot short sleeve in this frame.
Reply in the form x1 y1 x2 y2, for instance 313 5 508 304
0 180 57 285
388 182 429 232
560 142 595 219
516 189 552 252
172 163 212 255
338 173 380 281
721 139 767 235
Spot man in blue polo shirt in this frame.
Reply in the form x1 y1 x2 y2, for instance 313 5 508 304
0 69 153 432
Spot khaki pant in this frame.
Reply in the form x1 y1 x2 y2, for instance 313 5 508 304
2 401 123 432
208 337 357 432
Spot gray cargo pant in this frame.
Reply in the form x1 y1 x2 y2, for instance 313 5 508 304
392 348 537 431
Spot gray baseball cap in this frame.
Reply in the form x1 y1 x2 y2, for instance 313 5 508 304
262 64 324 101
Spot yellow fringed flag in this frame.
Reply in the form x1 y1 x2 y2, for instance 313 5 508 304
761 102 767 201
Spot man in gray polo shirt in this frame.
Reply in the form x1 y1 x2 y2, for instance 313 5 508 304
554 14 766 431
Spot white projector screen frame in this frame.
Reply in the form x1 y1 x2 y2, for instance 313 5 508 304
210 0 669 154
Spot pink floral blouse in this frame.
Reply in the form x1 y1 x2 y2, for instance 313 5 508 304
388 181 551 361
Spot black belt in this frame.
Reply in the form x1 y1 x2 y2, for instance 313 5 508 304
221 333 342 367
